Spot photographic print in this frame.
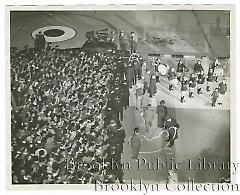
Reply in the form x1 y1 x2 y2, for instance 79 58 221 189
6 4 236 191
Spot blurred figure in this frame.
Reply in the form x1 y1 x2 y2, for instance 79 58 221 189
164 116 180 147
218 78 227 105
149 75 157 98
180 76 188 103
206 68 215 93
213 58 224 82
194 60 204 74
188 73 197 98
125 63 134 88
129 128 147 159
176 60 187 81
156 100 168 128
211 88 219 107
168 67 178 91
130 31 137 53
144 104 155 133
119 30 127 52
197 70 206 95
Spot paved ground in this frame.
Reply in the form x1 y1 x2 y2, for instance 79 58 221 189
121 75 230 183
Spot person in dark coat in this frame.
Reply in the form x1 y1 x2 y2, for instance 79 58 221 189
206 68 215 93
176 60 187 81
188 73 197 98
149 75 157 98
104 107 120 127
125 64 134 89
120 81 130 109
134 60 142 80
104 120 126 155
156 100 168 128
197 70 206 95
38 31 46 52
129 128 147 159
194 60 204 74
180 76 188 103
130 32 137 54
211 88 219 107
132 60 138 85
218 79 227 105
164 116 179 147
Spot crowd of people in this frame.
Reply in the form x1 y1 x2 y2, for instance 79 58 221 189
11 44 134 184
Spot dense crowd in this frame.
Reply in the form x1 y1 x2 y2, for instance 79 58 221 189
11 45 136 184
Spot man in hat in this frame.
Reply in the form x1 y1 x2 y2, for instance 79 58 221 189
156 100 168 128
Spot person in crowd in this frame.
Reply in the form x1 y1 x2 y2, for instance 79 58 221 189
180 76 188 103
168 67 177 91
154 58 161 83
128 128 148 160
119 30 127 52
142 60 147 77
120 81 130 109
188 73 197 98
156 100 168 128
144 104 155 133
211 88 219 107
130 31 137 54
206 68 215 93
136 84 143 111
194 60 204 74
143 70 151 94
197 70 206 95
164 115 180 147
37 31 46 52
176 59 187 81
141 89 150 113
213 58 224 82
149 75 157 98
125 63 135 88
218 78 228 105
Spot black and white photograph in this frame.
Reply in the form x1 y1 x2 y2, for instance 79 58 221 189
7 4 236 190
